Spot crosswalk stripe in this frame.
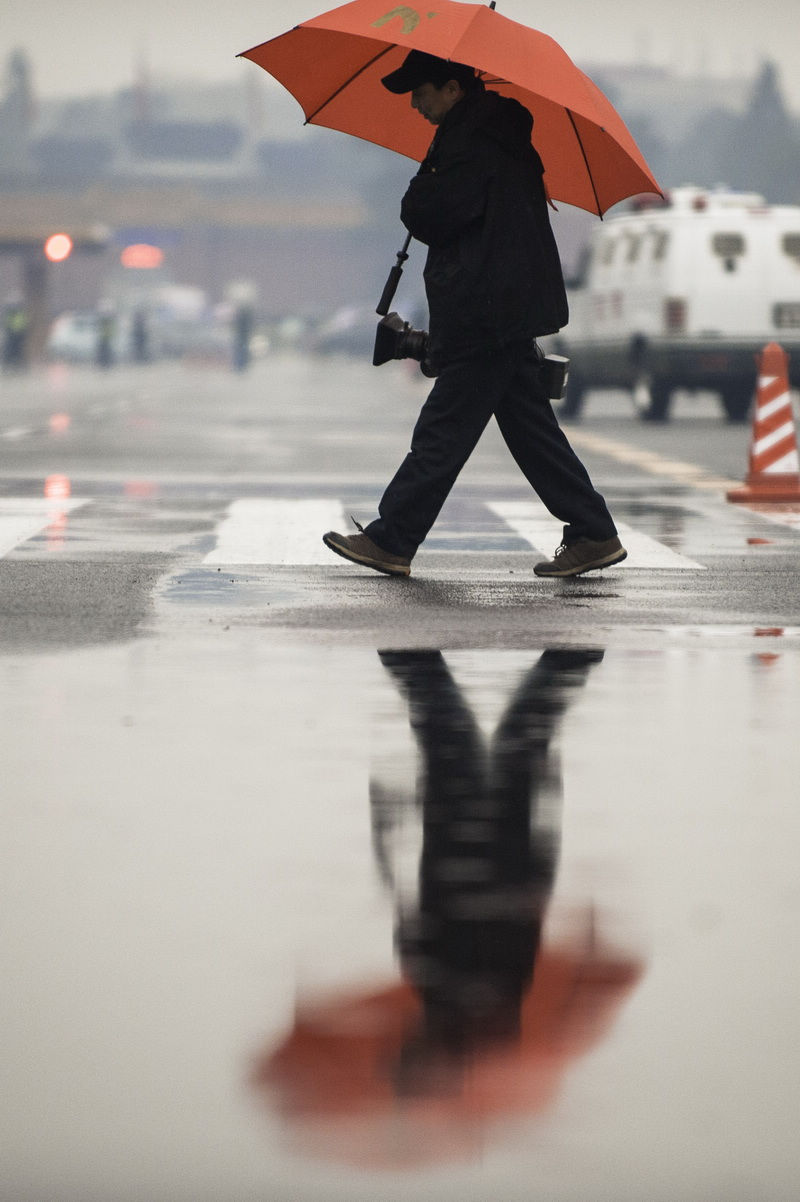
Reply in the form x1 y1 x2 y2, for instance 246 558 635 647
0 498 89 558
203 498 348 565
0 494 712 568
612 524 706 569
487 499 706 570
485 500 565 557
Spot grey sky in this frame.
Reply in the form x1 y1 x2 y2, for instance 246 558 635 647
4 0 799 109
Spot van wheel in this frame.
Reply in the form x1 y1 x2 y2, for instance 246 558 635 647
560 369 586 420
720 382 753 423
640 377 672 422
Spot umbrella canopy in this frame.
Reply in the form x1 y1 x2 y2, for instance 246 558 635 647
239 0 662 216
251 925 644 1169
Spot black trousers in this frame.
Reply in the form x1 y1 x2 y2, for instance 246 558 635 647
365 343 617 558
376 648 602 1052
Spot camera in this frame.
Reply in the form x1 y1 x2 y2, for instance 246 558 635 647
373 313 569 398
373 312 438 377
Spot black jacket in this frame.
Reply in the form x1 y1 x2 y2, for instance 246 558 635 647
400 86 568 368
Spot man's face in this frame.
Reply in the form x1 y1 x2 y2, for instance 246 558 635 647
410 80 464 125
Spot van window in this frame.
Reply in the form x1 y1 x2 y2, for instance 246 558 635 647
712 233 745 257
711 233 746 273
624 233 641 263
651 230 669 260
773 302 800 328
782 234 800 263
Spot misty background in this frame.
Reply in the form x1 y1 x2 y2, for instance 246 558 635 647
1 2 799 354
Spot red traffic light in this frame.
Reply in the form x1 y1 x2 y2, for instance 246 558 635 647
120 243 164 269
44 233 74 262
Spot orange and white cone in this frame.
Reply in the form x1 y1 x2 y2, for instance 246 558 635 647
727 342 800 503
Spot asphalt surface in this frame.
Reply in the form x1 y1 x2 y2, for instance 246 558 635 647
2 354 800 1201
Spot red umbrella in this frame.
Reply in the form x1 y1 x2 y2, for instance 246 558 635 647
239 0 661 215
251 917 645 1169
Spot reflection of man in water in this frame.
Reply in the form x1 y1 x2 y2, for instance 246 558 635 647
375 648 603 1090
256 649 643 1167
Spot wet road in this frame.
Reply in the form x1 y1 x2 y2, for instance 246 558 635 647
2 356 800 1201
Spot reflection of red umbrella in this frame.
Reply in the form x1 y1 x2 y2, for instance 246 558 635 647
239 0 661 215
251 918 644 1169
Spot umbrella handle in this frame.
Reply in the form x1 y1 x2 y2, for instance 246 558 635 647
376 232 413 316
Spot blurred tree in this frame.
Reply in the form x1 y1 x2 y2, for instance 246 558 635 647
591 59 800 205
622 112 669 191
720 62 800 201
663 108 739 191
1 49 35 131
0 49 35 175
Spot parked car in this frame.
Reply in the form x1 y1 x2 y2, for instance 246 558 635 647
46 310 115 363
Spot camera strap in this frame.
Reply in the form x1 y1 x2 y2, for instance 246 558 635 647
376 231 414 317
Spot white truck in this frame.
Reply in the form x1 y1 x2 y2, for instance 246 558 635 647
551 186 800 421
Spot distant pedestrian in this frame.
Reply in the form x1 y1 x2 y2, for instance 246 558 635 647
96 306 115 369
323 51 626 579
233 305 253 372
3 297 28 369
132 310 150 363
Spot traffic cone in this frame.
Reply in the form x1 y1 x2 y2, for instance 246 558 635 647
727 343 800 503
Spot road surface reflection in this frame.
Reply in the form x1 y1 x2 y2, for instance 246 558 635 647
254 649 644 1169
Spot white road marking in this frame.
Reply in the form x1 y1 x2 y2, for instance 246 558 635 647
612 523 706 569
744 507 800 532
203 498 349 565
0 498 89 557
488 499 706 570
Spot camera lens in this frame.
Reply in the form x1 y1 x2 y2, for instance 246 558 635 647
373 313 436 376
401 328 428 363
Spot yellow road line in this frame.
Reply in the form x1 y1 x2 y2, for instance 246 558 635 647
566 430 741 492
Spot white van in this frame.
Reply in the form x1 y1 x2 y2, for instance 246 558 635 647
552 186 800 421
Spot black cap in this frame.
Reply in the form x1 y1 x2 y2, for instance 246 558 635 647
381 50 478 94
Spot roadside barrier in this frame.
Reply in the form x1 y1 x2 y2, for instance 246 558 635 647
727 342 800 503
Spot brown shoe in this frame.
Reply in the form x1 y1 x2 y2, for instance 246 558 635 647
533 536 627 578
322 528 412 576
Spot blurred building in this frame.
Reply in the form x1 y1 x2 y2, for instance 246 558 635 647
0 51 410 328
1 49 798 336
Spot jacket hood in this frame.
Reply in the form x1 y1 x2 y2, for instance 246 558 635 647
461 89 534 156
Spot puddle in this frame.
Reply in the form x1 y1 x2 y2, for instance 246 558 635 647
3 642 799 1200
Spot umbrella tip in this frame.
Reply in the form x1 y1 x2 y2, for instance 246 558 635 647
489 1 497 8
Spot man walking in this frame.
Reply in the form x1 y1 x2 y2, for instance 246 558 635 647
323 50 625 579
